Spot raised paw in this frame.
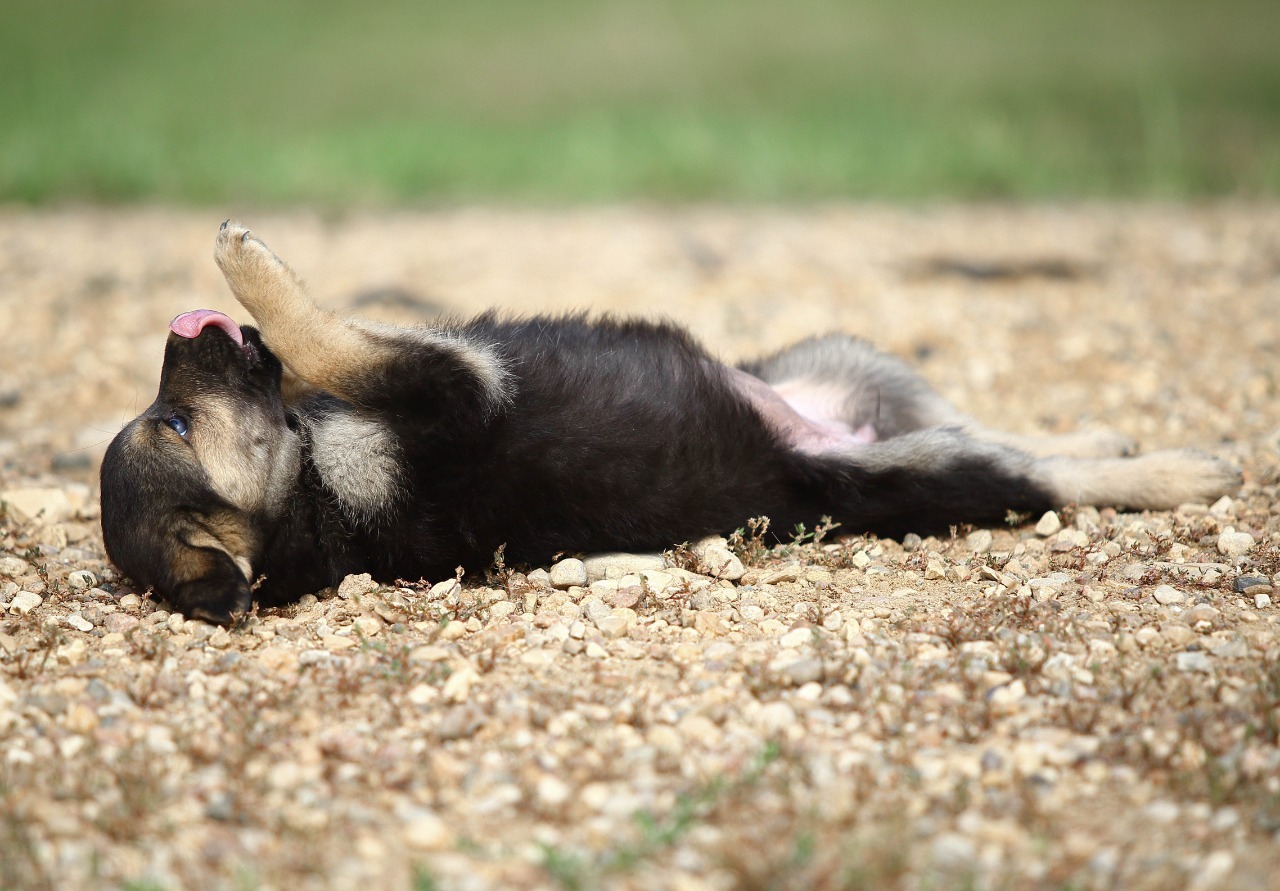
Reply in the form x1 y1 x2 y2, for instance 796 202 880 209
212 220 305 324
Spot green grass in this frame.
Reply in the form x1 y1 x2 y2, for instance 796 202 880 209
2 0 1279 203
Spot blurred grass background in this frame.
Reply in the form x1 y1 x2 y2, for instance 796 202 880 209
2 0 1279 204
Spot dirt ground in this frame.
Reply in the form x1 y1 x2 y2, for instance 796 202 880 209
2 206 1279 890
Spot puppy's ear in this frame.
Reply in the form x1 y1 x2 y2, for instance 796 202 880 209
166 542 253 626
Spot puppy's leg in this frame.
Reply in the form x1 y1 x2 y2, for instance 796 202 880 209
1038 449 1242 510
970 427 1138 459
746 335 1137 458
213 221 508 413
810 430 1240 538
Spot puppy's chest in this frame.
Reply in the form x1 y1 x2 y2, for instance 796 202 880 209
306 410 404 521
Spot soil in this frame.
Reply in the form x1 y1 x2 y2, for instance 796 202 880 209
2 206 1279 890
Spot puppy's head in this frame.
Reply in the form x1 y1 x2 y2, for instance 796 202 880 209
101 310 300 625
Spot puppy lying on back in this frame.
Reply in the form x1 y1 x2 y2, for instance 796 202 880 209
99 222 1241 625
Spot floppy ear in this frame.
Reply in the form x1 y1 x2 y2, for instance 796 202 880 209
166 541 253 626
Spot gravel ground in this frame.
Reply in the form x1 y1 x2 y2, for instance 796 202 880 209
2 206 1280 890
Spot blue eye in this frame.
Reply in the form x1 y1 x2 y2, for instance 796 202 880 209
166 416 190 438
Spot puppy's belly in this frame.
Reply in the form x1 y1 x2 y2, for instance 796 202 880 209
722 366 875 455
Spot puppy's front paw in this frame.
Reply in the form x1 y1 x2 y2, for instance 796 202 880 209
172 574 253 627
213 220 296 319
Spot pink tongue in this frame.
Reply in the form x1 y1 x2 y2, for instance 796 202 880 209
169 309 244 347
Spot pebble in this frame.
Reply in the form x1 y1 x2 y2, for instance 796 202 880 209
337 573 379 599
1152 585 1186 606
8 590 42 615
63 614 93 632
1216 530 1254 558
1256 592 1272 609
1035 511 1062 536
66 570 96 592
0 556 30 578
691 535 745 581
583 552 666 582
118 593 142 611
1233 576 1268 593
1175 651 1213 673
594 607 637 639
103 613 139 634
966 529 994 554
0 487 73 525
755 701 797 734
402 811 452 851
548 558 588 589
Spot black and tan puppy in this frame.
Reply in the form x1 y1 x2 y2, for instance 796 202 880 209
100 222 1241 624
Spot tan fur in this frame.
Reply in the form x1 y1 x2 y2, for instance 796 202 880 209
214 222 508 408
1037 449 1242 510
309 408 404 522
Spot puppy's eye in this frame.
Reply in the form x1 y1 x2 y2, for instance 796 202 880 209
166 416 190 438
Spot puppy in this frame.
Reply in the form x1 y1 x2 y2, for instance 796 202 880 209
99 222 1241 624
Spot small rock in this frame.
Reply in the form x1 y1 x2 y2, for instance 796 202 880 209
103 613 139 634
1176 651 1213 673
64 613 93 633
66 570 96 592
1034 511 1062 536
526 568 551 587
584 641 609 659
488 601 517 620
118 593 142 611
1183 604 1220 627
8 590 42 615
901 532 923 551
761 565 802 585
0 556 30 578
337 573 378 600
966 529 994 554
692 536 745 581
0 487 73 525
1152 585 1186 606
755 701 797 735
1256 592 1272 609
442 666 480 702
594 607 637 639
548 558 588 589
770 655 823 685
1232 576 1268 594
606 586 644 609
1216 530 1255 558
583 552 666 582
428 578 461 603
436 705 484 740
402 811 453 851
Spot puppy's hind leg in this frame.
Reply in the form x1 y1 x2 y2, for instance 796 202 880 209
1036 449 1242 510
214 221 509 414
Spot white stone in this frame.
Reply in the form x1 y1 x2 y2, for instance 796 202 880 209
337 572 378 599
691 536 745 581
1152 585 1186 605
64 613 93 632
755 701 797 734
1176 651 1213 673
1034 511 1062 536
403 812 452 851
1256 592 1272 609
66 570 96 592
583 552 667 582
966 529 993 554
548 558 587 589
0 487 73 525
8 590 41 615
1216 530 1255 558
0 556 30 578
